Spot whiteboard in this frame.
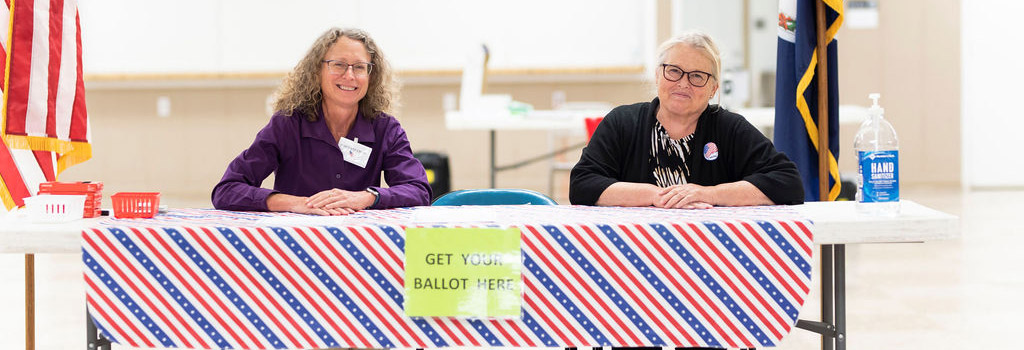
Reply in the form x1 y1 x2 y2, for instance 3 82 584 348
78 0 653 75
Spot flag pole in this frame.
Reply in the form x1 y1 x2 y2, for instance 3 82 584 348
814 0 830 202
814 3 843 350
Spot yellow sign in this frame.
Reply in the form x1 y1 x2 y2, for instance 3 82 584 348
404 227 521 318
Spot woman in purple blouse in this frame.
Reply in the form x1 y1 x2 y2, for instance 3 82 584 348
212 28 431 215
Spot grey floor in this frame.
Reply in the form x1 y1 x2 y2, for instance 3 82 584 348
1 186 1018 349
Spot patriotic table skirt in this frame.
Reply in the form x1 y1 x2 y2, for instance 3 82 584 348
82 206 814 349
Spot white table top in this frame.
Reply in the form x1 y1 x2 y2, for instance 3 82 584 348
0 217 103 254
0 200 958 254
444 109 609 131
738 105 869 130
793 200 959 244
444 105 870 132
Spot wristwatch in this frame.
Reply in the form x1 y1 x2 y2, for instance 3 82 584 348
366 187 380 208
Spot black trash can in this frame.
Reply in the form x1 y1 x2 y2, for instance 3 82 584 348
413 152 450 200
837 174 857 201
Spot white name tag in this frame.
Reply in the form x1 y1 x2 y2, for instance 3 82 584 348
338 137 371 168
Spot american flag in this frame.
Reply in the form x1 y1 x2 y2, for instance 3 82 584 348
0 0 90 210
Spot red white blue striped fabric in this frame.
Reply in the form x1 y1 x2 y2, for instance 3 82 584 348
83 205 813 349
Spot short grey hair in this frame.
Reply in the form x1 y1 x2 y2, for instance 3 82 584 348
656 31 722 89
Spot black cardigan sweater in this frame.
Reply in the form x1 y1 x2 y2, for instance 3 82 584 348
569 98 805 206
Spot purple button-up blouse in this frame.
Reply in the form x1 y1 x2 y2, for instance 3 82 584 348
211 109 431 211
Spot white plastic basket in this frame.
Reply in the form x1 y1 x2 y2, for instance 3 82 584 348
22 194 87 223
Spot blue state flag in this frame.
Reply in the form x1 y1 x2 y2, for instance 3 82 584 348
774 0 843 202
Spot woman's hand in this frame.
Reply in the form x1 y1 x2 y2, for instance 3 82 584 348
293 204 355 216
656 184 715 209
306 188 375 213
265 193 349 216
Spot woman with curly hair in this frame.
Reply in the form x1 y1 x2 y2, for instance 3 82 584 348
212 27 431 214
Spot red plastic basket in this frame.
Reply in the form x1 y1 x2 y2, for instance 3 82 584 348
111 192 160 218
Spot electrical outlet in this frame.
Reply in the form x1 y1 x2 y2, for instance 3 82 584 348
156 96 171 118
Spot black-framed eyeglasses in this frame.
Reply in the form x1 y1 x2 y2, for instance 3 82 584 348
323 60 373 77
660 63 714 87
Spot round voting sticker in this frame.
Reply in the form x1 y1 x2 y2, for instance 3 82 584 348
704 142 719 161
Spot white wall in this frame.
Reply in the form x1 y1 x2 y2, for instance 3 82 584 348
78 0 651 74
961 1 1024 187
672 0 744 71
671 0 779 108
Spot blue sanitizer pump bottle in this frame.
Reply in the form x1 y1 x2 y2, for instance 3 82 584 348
854 93 900 215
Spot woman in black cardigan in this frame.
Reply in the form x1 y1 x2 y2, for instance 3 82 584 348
570 32 803 208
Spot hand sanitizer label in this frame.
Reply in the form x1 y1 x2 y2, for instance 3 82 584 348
859 150 899 202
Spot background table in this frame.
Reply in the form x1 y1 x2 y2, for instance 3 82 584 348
444 108 608 188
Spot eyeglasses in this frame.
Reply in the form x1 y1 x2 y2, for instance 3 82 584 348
660 63 714 87
323 60 373 77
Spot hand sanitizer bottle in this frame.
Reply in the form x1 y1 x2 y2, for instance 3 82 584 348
854 93 900 215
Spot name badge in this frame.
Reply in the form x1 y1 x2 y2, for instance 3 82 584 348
338 137 371 168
